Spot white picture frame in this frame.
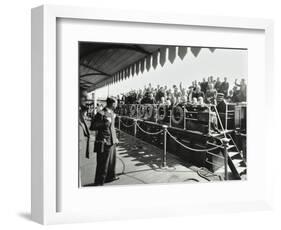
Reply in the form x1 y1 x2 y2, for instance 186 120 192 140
31 5 274 225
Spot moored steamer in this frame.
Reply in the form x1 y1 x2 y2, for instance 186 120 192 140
115 101 247 180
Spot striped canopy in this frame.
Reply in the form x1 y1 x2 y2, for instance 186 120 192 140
79 42 214 91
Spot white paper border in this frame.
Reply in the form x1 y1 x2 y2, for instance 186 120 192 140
31 5 274 224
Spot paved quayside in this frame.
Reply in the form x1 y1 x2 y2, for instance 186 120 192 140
80 130 222 187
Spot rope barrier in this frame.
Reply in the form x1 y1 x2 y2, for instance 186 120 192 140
136 122 164 135
197 167 223 181
120 118 135 128
166 130 220 152
118 115 224 154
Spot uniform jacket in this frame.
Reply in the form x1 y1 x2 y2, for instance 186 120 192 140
90 107 118 152
79 109 90 158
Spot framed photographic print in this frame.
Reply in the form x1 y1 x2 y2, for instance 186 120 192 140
31 5 274 224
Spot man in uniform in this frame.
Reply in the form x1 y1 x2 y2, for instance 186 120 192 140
90 97 119 186
79 89 90 159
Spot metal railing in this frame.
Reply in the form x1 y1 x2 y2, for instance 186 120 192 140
117 103 233 136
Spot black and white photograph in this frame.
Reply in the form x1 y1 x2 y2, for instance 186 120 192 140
78 42 247 187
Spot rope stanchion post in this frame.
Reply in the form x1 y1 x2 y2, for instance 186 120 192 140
222 137 230 180
208 106 211 135
133 119 137 137
132 119 138 150
118 116 121 139
161 125 168 168
118 115 121 130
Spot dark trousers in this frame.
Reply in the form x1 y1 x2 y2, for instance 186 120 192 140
94 143 116 185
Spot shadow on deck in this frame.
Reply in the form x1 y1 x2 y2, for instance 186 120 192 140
80 131 222 187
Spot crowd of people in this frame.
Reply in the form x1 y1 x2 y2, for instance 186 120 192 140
116 76 247 107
